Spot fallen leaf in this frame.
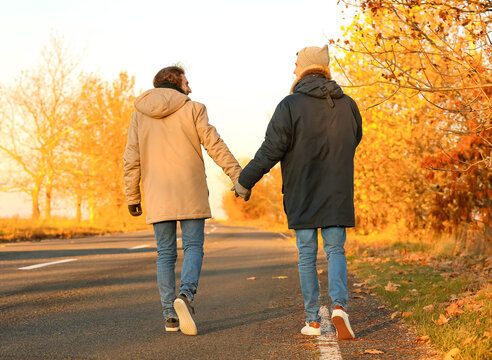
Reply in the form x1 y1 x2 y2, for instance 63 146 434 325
423 304 434 312
465 303 482 313
353 282 364 287
353 295 365 299
401 280 413 284
246 277 256 280
446 302 464 317
364 349 384 354
391 311 401 319
410 289 419 296
401 297 410 301
353 288 365 293
378 305 386 309
272 276 288 279
317 269 324 275
416 335 430 344
484 331 491 338
444 347 460 360
476 319 481 325
462 335 477 345
367 284 382 290
434 313 449 325
402 312 413 318
384 281 401 292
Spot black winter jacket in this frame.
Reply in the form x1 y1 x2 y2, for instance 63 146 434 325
238 75 362 229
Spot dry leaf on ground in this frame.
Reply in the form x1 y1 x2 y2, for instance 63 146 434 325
272 276 288 279
443 347 460 360
391 311 401 319
317 269 324 275
416 335 430 344
423 304 434 312
402 312 413 318
446 302 465 316
378 305 386 309
434 313 449 325
364 349 384 354
384 281 401 292
462 336 477 345
246 277 256 280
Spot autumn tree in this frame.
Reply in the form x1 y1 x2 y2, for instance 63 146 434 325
0 35 82 220
333 0 490 247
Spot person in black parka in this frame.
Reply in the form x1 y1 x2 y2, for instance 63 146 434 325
233 45 362 339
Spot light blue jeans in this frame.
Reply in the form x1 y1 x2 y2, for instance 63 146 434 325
153 219 205 319
295 226 348 323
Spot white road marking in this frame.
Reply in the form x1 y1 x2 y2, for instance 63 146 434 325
19 259 77 270
205 224 217 235
318 306 342 359
127 244 150 250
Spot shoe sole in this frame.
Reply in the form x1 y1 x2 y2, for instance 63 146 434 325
332 315 354 340
174 298 197 336
301 329 321 336
165 326 180 332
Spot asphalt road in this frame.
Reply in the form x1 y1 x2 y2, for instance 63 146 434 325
0 222 438 360
0 222 318 360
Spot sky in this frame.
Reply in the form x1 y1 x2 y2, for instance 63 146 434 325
0 0 355 219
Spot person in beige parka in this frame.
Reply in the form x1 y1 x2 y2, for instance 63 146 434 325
123 66 249 335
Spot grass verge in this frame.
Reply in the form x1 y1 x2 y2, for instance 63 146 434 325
346 231 491 360
0 216 150 242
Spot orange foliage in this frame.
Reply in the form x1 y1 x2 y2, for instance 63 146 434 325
222 165 287 226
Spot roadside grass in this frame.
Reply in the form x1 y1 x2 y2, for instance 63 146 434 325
0 216 150 242
346 231 491 360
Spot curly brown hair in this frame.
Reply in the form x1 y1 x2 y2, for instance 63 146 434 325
153 66 185 88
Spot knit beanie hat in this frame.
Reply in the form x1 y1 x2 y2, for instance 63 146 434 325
297 45 330 68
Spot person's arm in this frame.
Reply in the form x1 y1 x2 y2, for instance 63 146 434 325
123 113 142 212
350 99 363 146
239 99 293 189
194 103 242 183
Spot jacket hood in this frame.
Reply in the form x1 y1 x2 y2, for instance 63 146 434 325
135 88 189 118
293 75 344 107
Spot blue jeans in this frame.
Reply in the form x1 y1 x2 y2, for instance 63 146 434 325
295 227 348 323
153 219 205 319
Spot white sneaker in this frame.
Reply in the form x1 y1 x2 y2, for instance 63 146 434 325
301 322 321 336
331 306 355 340
174 295 197 336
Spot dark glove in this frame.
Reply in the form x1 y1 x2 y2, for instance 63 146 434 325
128 203 142 216
231 181 251 201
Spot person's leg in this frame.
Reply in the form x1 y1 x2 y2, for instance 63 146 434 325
321 226 354 339
153 221 178 319
295 228 321 324
178 218 205 300
321 226 348 310
173 218 205 336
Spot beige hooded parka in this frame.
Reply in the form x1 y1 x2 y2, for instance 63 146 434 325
123 88 241 224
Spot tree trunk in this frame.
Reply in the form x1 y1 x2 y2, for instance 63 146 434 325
32 186 40 221
45 184 52 220
76 189 82 223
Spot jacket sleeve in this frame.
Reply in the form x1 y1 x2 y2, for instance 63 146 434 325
350 99 363 146
194 104 242 184
123 112 142 205
239 99 292 189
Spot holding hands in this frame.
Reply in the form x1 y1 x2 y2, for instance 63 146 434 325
232 181 251 201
